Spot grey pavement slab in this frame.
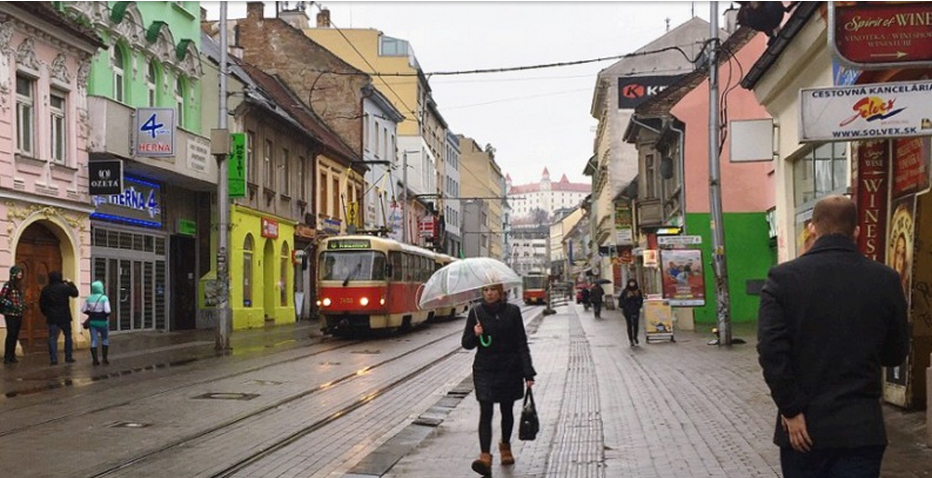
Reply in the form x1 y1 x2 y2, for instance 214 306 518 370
381 304 932 478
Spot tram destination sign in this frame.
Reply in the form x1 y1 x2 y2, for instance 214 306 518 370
328 239 371 250
831 2 932 69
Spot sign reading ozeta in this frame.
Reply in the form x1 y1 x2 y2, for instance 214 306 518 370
88 160 123 196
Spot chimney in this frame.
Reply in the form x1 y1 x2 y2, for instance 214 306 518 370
246 2 264 20
279 9 310 30
317 8 331 28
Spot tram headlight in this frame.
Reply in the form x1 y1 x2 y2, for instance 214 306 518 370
379 297 386 306
359 297 369 306
316 300 321 306
322 298 332 307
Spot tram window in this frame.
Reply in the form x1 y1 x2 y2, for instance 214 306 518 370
319 251 384 281
372 253 386 281
403 254 413 282
390 252 403 281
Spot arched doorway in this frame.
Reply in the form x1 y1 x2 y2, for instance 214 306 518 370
263 239 275 321
15 222 63 345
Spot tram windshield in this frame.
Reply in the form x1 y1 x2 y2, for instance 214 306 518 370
523 275 546 290
320 251 387 282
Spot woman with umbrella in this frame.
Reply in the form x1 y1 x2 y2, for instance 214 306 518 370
462 283 536 476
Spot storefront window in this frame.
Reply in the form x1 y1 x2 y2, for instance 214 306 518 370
243 234 254 307
794 142 848 207
280 242 290 306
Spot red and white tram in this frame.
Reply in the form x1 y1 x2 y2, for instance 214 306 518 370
317 235 462 335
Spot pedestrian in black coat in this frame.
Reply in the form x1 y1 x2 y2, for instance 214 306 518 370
619 279 644 346
39 271 79 365
757 195 909 478
462 283 536 476
589 283 605 319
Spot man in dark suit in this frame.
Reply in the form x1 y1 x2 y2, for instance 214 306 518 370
757 195 909 478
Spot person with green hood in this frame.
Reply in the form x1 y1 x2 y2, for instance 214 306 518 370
2 265 26 364
81 280 111 365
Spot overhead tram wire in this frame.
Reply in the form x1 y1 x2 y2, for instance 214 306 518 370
312 3 418 123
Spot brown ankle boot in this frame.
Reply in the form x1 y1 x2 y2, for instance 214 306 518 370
471 452 493 476
499 442 515 465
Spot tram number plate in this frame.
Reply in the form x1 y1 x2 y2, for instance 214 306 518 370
339 298 353 304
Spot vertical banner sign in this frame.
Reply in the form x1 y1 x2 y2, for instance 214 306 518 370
892 137 931 199
228 133 247 198
854 140 889 262
614 199 634 246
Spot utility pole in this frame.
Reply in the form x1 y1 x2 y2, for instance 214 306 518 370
402 151 409 244
708 2 732 346
212 3 232 351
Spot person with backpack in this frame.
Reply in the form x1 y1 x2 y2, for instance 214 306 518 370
2 266 26 364
82 281 112 366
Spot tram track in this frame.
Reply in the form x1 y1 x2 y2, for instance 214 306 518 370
0 337 365 438
87 304 542 478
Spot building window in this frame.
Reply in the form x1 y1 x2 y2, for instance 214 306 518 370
374 125 380 158
111 45 125 102
174 77 185 128
297 155 307 202
332 177 341 219
319 170 329 217
363 113 370 151
243 234 254 307
50 91 66 164
15 74 35 155
246 131 256 184
280 148 290 196
264 139 274 189
383 126 388 159
146 61 158 106
280 242 290 306
645 154 656 199
793 142 847 207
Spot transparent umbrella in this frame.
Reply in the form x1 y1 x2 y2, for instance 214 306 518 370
418 257 522 310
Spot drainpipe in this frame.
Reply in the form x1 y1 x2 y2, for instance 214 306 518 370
669 123 687 234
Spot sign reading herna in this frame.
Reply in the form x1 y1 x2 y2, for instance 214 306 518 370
91 176 162 228
134 108 175 157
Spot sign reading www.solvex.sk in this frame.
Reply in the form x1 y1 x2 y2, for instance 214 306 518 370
799 80 932 142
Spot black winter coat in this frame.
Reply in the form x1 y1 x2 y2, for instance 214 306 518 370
462 301 536 403
39 271 79 326
757 234 909 449
619 288 644 318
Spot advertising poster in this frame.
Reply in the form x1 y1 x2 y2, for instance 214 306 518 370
644 299 674 341
659 249 705 306
885 194 915 389
892 137 931 199
614 200 633 246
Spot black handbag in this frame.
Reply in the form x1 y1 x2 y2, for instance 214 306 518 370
518 385 539 441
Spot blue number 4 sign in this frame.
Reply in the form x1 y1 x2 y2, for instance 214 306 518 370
141 113 164 138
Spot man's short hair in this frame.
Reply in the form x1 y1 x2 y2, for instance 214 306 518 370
811 195 857 237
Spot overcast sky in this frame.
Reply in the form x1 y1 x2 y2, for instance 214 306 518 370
204 2 725 186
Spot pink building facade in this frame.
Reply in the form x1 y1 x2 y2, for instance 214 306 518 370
0 4 102 349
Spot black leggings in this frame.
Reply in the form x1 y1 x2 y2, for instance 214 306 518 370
478 400 515 453
624 312 640 342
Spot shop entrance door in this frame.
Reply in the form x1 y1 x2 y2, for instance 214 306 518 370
94 258 159 331
170 235 196 329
